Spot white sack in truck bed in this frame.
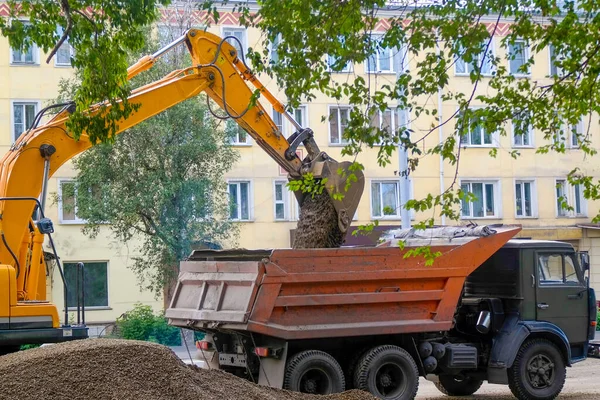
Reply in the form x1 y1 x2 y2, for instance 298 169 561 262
377 225 499 247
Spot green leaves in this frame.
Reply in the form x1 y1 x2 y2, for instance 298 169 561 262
287 173 327 199
0 0 170 143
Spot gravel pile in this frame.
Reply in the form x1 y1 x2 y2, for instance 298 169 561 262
0 339 375 400
293 191 344 248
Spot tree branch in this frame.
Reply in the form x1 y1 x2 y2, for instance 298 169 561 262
46 0 73 64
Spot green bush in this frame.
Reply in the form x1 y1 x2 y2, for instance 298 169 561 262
597 310 600 331
19 344 41 351
115 303 181 346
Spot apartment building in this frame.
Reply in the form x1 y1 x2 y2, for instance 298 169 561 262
0 1 597 330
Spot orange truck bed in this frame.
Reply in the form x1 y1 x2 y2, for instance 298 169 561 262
166 225 521 340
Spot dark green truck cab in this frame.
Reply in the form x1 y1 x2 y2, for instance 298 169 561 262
457 239 596 398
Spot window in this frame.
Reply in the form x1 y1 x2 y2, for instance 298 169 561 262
269 34 281 63
55 26 74 66
455 42 494 76
549 44 569 77
292 106 308 129
274 181 289 220
371 181 400 218
12 102 38 141
65 261 108 308
459 111 495 146
273 110 284 134
10 22 38 65
327 36 352 72
370 108 409 144
329 106 351 144
538 253 580 285
509 39 529 76
512 119 533 147
461 181 498 218
226 120 250 145
228 181 251 221
554 120 583 148
58 180 84 223
515 180 535 217
222 27 247 57
556 179 586 217
366 34 407 74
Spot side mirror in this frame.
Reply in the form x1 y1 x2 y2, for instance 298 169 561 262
578 251 590 271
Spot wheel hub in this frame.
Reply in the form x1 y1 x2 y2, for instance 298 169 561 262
304 379 317 393
379 373 392 387
526 354 554 388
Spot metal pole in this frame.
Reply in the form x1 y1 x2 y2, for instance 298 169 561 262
397 52 411 229
37 158 50 220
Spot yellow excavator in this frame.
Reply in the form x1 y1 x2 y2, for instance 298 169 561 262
0 29 364 352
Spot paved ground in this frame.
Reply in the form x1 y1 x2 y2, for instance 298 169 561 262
416 357 600 399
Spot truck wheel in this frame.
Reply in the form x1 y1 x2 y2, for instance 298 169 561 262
354 345 419 400
433 375 483 396
508 338 566 400
283 350 345 394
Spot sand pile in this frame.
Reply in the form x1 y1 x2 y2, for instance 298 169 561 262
293 191 344 248
0 339 375 400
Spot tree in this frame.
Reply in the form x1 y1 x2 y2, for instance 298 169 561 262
55 26 239 300
199 0 600 227
0 0 170 144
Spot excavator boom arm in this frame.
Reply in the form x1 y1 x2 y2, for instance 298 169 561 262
0 29 364 304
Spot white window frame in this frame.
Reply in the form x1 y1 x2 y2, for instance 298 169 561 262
9 20 39 65
57 178 87 224
514 179 537 219
370 107 410 146
220 26 248 58
226 120 252 146
326 35 353 73
458 107 498 147
511 119 534 148
508 39 530 77
328 105 352 145
273 180 291 221
554 119 584 149
364 33 408 74
227 179 253 221
11 100 40 143
549 44 569 77
54 25 74 67
555 179 587 218
269 33 282 63
454 40 496 77
65 260 110 311
459 179 501 219
273 105 309 139
370 178 413 220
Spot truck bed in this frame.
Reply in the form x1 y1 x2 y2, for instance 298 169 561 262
166 225 521 340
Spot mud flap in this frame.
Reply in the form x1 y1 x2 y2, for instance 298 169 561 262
257 341 288 389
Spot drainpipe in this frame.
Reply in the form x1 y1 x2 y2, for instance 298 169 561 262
398 51 411 229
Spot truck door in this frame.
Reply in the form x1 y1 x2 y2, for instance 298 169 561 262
535 251 588 345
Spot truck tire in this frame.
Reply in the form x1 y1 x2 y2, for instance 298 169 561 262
354 345 419 400
283 350 345 394
433 375 483 396
0 346 20 356
508 338 566 400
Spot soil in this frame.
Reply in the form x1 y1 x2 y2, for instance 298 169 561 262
0 339 375 400
293 191 344 248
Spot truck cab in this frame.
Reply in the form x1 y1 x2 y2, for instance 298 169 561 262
454 239 596 397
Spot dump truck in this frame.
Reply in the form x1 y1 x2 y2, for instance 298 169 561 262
166 224 597 400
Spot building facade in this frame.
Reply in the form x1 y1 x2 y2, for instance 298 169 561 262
0 2 597 331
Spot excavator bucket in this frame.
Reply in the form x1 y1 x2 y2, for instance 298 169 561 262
292 153 365 234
